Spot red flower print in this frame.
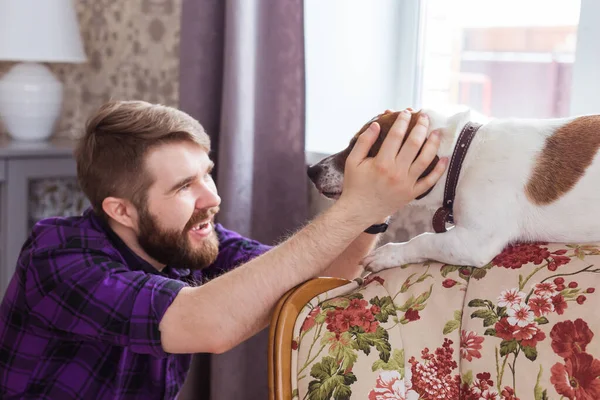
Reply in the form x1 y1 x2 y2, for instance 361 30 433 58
480 390 500 399
355 309 378 333
495 318 517 341
405 308 420 322
336 310 358 331
291 339 298 350
301 307 320 332
477 372 493 385
325 299 380 338
514 323 546 347
347 298 369 312
548 253 571 271
506 304 534 327
501 386 520 400
442 278 457 288
550 319 594 359
577 295 587 305
586 288 595 293
552 294 568 315
568 281 578 288
492 243 551 269
554 277 565 285
533 282 557 298
364 275 385 286
551 353 600 399
497 288 526 308
409 339 460 399
368 370 418 400
462 372 499 400
528 295 555 317
460 330 484 362
370 305 381 315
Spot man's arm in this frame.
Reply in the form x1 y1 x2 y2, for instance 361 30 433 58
159 111 447 354
161 201 373 354
321 231 381 280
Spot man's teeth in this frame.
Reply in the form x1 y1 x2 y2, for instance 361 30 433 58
192 222 209 231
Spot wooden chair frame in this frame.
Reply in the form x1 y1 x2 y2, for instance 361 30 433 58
268 277 351 400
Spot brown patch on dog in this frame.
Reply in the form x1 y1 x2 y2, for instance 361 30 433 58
332 111 440 199
525 115 600 205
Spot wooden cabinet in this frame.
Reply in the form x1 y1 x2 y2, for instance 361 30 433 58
0 139 88 296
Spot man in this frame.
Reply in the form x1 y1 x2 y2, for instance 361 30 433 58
0 101 446 399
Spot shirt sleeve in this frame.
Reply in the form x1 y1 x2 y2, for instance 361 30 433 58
23 247 186 358
200 223 273 281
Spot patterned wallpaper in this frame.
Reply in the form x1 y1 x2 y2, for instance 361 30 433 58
0 0 181 139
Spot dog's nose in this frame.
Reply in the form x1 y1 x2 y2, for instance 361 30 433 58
307 164 322 181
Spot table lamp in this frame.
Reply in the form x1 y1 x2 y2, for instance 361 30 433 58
0 0 87 141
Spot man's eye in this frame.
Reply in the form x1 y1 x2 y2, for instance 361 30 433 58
179 183 191 191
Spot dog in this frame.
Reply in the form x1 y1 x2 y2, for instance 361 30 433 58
307 108 600 272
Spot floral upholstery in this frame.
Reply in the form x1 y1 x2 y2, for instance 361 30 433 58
290 242 600 399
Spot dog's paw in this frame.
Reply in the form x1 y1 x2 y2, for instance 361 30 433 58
360 243 407 273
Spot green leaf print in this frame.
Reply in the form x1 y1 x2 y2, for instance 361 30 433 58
468 299 487 307
521 344 538 361
443 319 460 335
499 340 518 357
308 357 357 400
372 348 405 373
355 326 391 362
369 296 396 323
461 370 473 386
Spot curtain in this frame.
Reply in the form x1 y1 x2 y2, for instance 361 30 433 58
178 0 307 398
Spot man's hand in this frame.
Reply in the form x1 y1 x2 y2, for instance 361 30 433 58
339 110 447 221
160 110 447 355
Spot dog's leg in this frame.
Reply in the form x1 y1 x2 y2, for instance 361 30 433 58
361 226 510 272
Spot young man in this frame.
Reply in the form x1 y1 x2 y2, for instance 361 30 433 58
0 101 446 399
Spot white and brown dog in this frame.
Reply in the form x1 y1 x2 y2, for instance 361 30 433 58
307 108 600 272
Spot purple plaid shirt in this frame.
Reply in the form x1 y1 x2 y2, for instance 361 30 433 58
0 208 271 399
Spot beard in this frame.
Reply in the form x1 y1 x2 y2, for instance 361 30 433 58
136 205 220 270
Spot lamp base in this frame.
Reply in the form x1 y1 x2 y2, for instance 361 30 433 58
0 62 63 141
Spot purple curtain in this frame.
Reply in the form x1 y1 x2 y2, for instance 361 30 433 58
178 0 307 398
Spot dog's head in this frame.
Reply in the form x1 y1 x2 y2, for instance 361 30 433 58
307 110 440 200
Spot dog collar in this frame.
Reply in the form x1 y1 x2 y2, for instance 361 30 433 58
432 121 483 233
364 216 391 234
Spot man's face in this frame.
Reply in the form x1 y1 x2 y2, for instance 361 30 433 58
137 141 221 270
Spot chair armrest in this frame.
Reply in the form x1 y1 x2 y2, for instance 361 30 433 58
268 277 351 400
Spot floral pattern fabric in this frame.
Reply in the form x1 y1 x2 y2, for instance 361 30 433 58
290 242 600 400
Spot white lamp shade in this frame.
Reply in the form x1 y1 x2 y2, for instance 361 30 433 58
0 0 87 63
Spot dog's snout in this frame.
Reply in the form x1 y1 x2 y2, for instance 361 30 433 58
307 164 322 181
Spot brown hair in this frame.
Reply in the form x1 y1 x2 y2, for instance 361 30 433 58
74 100 211 220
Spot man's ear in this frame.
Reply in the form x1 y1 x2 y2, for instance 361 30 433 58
102 197 138 230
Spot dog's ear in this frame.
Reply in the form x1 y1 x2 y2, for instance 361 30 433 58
366 110 440 199
362 110 428 157
334 110 440 194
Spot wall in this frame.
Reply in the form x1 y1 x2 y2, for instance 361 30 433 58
304 0 404 155
0 0 181 139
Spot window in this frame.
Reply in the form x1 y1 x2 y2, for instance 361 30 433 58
305 0 598 155
419 0 580 118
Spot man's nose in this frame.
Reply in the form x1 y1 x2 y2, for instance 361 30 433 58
196 185 221 209
307 164 323 181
